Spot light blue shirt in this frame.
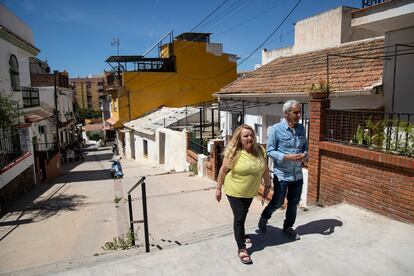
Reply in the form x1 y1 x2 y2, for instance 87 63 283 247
266 119 308 182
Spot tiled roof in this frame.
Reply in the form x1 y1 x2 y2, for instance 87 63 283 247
217 38 384 96
24 109 53 123
83 124 103 131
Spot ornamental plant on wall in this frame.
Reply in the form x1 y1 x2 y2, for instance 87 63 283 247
309 78 332 99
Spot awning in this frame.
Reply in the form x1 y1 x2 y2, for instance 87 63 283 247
24 109 53 123
106 117 123 128
106 117 118 125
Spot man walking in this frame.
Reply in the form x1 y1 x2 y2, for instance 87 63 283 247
259 100 307 240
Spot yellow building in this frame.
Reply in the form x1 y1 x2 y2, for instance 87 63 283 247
70 76 105 111
105 32 237 128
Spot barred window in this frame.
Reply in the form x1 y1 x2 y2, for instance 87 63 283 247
9 55 20 91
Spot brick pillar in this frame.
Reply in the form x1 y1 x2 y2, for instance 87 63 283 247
211 139 224 180
307 93 330 204
186 131 191 150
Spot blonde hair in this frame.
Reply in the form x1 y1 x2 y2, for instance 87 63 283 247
224 124 263 168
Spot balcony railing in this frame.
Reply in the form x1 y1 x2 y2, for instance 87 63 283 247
0 132 23 170
21 86 40 108
362 0 390 8
326 109 414 157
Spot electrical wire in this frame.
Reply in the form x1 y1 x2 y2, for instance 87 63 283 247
118 0 303 99
178 0 303 80
196 0 252 33
190 0 230 32
213 0 288 38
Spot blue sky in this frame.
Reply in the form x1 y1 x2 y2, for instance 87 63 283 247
2 0 362 77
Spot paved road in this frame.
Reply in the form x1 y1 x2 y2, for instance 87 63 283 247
2 144 414 275
0 144 125 272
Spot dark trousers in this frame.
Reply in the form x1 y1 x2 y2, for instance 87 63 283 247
261 177 303 229
227 195 253 250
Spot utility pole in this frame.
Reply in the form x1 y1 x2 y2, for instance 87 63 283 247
53 70 60 150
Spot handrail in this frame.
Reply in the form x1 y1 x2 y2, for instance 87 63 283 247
142 30 173 57
127 176 150 252
128 176 145 194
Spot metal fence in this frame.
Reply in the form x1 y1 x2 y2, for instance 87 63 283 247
189 131 209 156
326 109 414 157
362 0 390 8
0 132 23 170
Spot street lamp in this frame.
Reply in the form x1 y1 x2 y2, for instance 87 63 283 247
111 38 120 56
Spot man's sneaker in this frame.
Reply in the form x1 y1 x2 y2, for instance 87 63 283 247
258 217 267 233
283 227 300 240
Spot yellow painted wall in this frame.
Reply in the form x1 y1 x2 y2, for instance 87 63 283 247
112 39 236 126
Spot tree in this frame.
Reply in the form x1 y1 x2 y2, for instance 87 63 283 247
0 95 20 132
76 105 101 123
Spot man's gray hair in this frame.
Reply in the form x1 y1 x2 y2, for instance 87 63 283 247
283 100 301 113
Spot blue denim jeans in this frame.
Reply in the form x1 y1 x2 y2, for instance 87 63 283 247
261 177 303 229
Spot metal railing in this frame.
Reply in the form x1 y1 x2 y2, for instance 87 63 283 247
326 109 414 157
127 177 150 252
0 132 23 170
189 130 209 156
362 0 390 8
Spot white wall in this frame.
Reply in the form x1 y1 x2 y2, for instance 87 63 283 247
156 128 188 172
262 46 293 66
262 6 380 65
294 7 343 54
133 132 157 164
383 27 414 113
0 153 34 189
0 38 33 104
330 94 384 110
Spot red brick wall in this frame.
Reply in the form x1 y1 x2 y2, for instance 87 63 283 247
308 93 414 223
318 143 413 223
45 152 62 182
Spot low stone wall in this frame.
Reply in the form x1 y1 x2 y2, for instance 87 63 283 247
0 166 35 215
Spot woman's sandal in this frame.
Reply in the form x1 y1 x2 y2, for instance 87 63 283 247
238 248 252 264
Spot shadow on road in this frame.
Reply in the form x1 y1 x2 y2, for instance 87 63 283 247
55 169 112 183
295 219 343 235
0 190 87 241
247 218 343 256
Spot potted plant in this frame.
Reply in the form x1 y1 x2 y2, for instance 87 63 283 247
309 78 331 99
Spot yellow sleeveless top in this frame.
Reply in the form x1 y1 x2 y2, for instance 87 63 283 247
224 147 266 198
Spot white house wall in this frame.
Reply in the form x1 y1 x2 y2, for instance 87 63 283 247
156 128 188 172
133 132 157 164
383 26 414 114
0 38 33 104
330 94 384 110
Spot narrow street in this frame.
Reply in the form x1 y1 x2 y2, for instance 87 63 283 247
0 144 126 272
0 143 264 273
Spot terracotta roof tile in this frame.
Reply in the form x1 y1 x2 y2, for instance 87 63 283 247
218 38 384 95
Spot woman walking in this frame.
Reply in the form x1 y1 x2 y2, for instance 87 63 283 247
215 125 270 264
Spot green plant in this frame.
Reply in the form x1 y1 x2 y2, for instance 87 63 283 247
76 105 102 123
309 78 332 93
352 117 414 157
102 230 138 250
87 132 102 141
189 163 198 175
0 95 20 130
114 196 121 204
